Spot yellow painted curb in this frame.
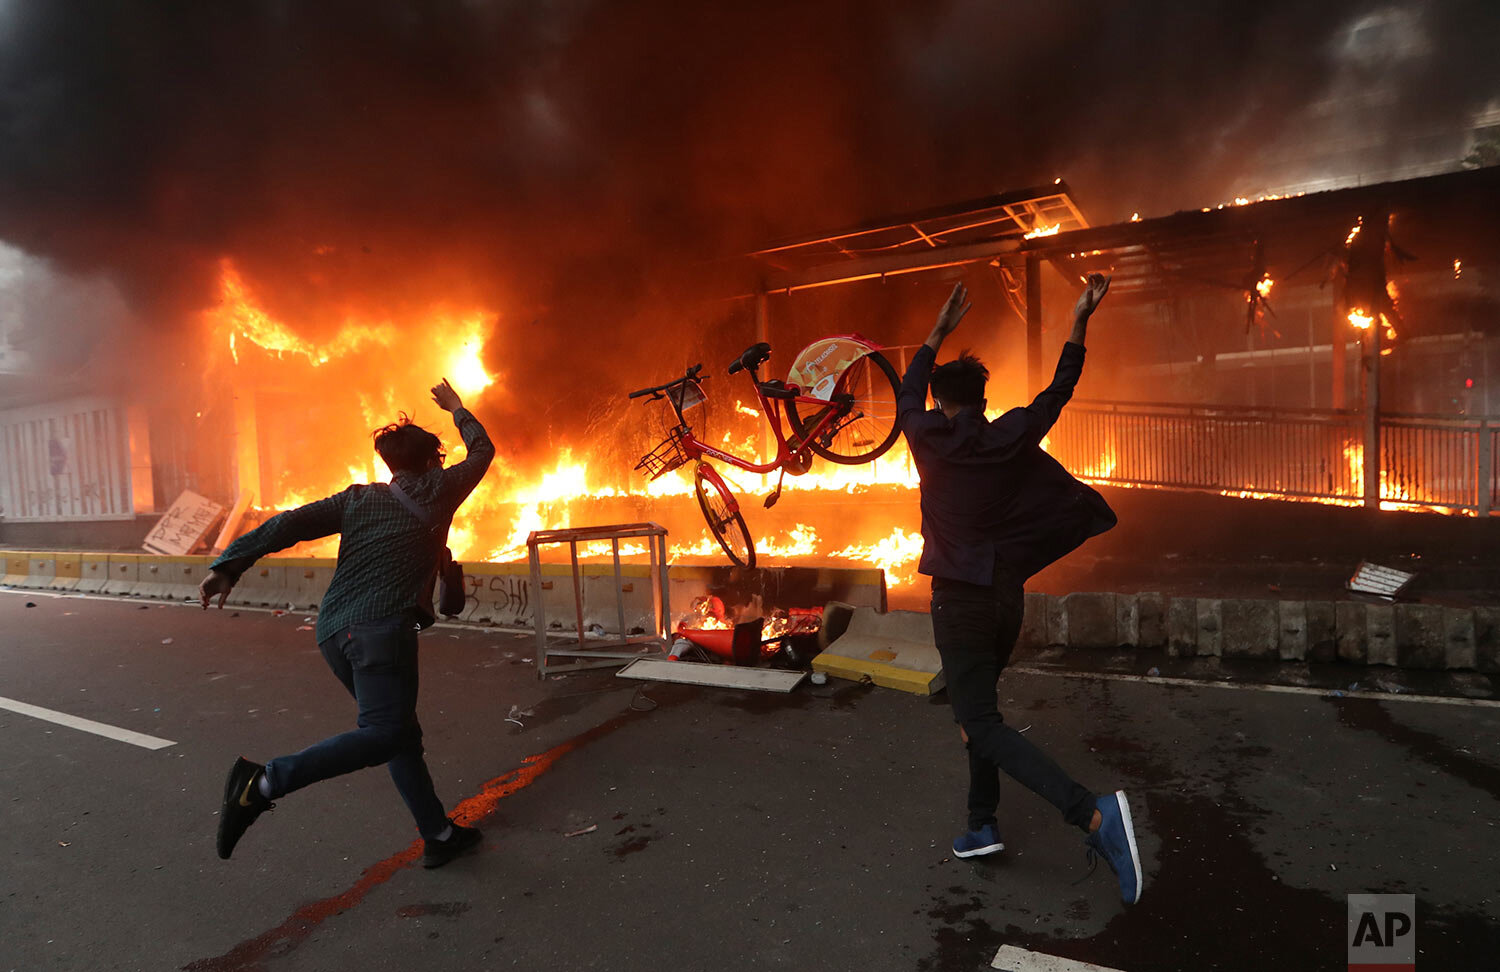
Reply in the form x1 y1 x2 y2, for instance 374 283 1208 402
812 653 943 695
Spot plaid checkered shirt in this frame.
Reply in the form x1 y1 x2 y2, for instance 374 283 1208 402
211 407 494 642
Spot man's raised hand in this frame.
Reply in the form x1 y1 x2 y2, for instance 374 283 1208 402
1073 272 1112 320
927 282 972 351
430 378 463 413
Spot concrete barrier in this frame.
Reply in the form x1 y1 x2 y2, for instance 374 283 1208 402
279 559 335 612
463 562 576 627
162 556 212 602
6 546 1497 672
2 550 32 587
77 554 111 593
46 554 82 592
132 559 178 600
102 554 142 596
22 554 56 590
814 606 944 695
226 562 289 607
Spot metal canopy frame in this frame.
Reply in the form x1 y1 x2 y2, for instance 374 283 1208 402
747 182 1089 293
528 522 670 678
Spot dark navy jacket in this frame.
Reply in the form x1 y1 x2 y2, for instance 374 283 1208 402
897 342 1116 587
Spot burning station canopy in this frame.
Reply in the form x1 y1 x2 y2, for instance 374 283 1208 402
744 182 1089 294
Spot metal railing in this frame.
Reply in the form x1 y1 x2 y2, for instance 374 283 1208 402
1047 400 1500 515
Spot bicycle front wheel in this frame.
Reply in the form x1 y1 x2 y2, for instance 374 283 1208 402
786 350 901 464
694 465 756 568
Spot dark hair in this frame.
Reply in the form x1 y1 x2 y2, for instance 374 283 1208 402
372 413 444 475
929 351 989 408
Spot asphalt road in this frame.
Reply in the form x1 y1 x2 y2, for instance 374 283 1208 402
2 589 1497 971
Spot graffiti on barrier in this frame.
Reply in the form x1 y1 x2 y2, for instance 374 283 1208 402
457 572 532 623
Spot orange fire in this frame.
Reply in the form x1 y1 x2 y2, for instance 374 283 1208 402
1255 275 1274 299
1348 309 1375 329
208 260 940 586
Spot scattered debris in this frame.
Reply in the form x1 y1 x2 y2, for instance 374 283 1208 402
1348 561 1417 599
564 824 597 837
58 841 71 847
272 610 286 616
296 625 314 631
25 601 36 608
161 638 173 645
303 617 314 623
809 671 828 686
1146 666 1161 676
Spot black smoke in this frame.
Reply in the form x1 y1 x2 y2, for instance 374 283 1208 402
1 0 1496 379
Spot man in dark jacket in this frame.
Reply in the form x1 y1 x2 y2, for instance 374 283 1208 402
898 274 1144 905
199 378 494 869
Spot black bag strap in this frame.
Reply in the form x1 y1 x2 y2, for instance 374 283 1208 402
389 481 444 536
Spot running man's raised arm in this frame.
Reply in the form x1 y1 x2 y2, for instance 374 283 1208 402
430 377 494 503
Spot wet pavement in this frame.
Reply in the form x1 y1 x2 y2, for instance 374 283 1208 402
2 589 1497 971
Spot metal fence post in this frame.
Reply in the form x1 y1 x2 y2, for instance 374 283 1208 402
1480 422 1494 516
1363 331 1382 509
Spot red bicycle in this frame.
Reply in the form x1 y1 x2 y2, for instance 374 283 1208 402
629 335 902 567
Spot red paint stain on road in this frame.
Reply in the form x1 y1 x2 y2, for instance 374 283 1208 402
184 713 634 971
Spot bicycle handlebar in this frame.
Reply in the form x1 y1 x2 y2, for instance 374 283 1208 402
628 363 703 399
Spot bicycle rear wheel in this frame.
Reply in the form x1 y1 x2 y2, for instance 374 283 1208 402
786 350 901 464
694 465 756 568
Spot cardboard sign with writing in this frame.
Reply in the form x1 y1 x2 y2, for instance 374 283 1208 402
143 490 226 556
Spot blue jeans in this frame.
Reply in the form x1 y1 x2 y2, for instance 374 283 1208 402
262 613 450 839
932 569 1096 833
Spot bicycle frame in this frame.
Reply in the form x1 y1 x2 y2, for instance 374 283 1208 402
669 376 849 476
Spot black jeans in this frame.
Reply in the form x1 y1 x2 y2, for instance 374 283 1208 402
932 570 1096 833
262 613 450 839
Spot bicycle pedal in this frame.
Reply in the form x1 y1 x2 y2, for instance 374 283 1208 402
764 492 781 509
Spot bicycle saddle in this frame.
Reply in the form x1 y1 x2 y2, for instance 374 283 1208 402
728 342 772 374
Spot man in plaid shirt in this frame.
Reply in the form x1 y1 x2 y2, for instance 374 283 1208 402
200 378 494 868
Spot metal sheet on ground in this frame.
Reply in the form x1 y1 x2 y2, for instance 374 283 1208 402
616 657 806 692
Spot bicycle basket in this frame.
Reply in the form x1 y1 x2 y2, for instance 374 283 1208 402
635 427 690 480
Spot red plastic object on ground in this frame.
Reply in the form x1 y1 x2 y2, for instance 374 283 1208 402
678 618 764 666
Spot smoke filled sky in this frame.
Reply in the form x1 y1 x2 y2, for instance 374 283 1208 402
1 0 1497 356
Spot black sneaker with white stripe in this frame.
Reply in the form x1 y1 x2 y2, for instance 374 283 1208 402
217 756 273 860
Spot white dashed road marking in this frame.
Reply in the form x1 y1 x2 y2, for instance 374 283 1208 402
0 695 176 750
1007 665 1500 709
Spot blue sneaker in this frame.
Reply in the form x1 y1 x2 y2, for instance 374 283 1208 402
952 823 1005 858
1084 790 1143 904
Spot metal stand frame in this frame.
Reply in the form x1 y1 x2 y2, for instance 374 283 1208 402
529 522 670 678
